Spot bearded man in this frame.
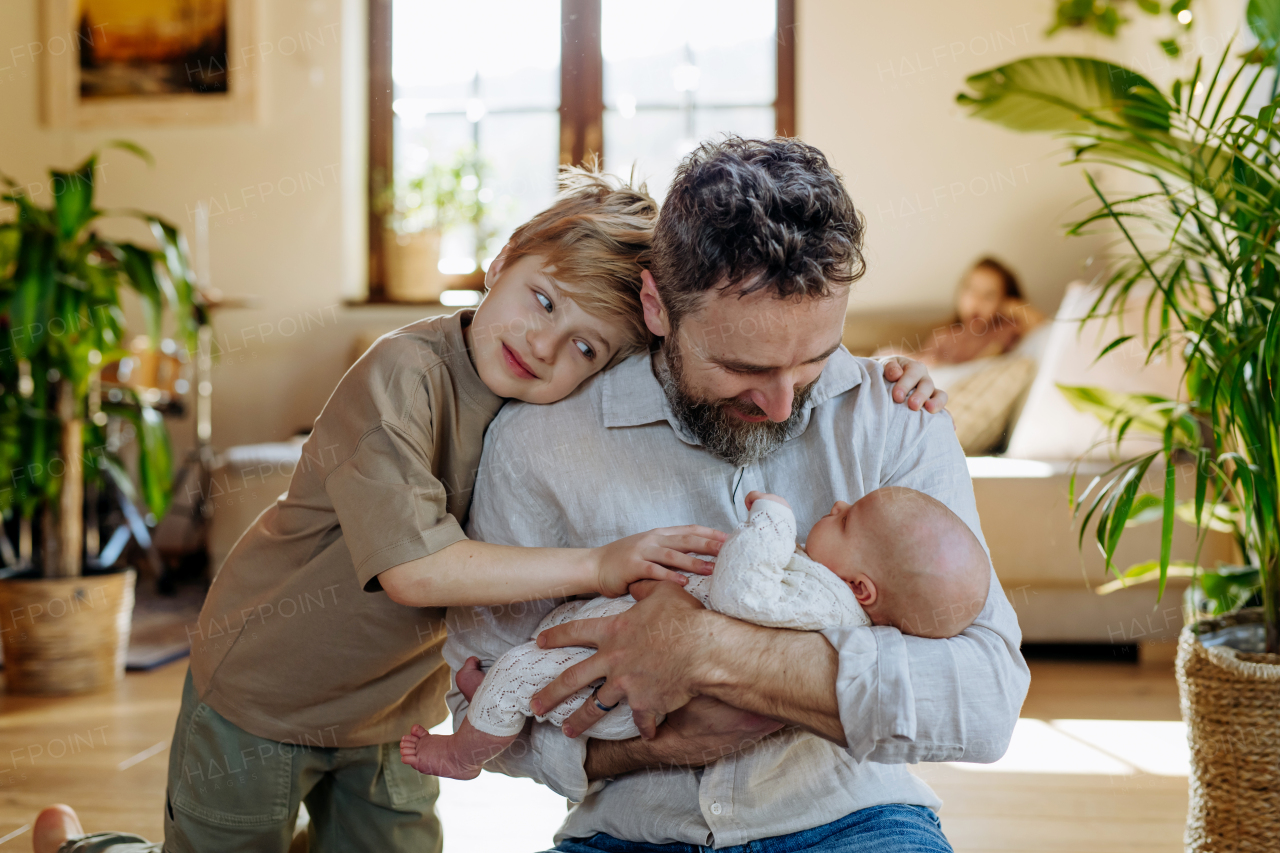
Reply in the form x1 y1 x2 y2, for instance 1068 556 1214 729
447 136 1029 853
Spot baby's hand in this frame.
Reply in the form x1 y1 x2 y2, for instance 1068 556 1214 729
590 525 725 598
744 491 791 511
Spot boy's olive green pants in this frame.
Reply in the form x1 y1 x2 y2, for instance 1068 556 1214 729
61 669 442 853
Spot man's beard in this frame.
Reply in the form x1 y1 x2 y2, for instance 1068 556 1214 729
655 340 816 467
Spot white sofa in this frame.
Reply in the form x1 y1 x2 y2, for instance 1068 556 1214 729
876 283 1234 646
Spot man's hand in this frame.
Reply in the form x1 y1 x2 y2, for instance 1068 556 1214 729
531 581 709 739
585 697 783 780
881 355 947 413
589 526 724 598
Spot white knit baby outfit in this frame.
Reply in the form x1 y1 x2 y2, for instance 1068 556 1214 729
463 499 872 740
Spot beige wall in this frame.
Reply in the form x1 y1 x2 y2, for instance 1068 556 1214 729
798 0 1241 321
0 0 432 454
799 0 1086 319
0 0 1245 450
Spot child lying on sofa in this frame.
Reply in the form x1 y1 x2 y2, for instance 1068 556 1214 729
400 486 992 780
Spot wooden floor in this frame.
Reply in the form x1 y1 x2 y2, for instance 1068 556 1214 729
0 659 1187 852
914 660 1187 853
0 662 178 847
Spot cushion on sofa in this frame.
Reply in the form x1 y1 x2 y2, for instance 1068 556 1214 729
943 355 1038 454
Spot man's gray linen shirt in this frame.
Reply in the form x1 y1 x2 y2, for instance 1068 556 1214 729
447 348 1029 849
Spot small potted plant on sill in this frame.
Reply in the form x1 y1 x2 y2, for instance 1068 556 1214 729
0 143 198 695
957 2 1280 848
383 146 490 303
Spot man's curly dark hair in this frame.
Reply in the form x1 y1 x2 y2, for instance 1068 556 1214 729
649 136 866 330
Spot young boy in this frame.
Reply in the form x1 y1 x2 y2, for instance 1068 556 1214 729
399 487 990 779
35 169 942 853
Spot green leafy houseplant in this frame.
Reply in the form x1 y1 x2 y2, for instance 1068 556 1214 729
956 7 1280 650
393 146 489 236
1048 0 1197 56
389 146 497 269
0 143 198 578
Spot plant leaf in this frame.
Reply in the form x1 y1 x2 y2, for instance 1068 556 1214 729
1057 384 1174 437
1092 334 1136 364
99 140 154 167
9 233 56 359
957 56 1173 135
50 156 98 242
1098 454 1157 576
1200 566 1263 615
1157 425 1177 601
1124 492 1166 526
0 224 20 278
118 244 163 344
146 218 199 349
1247 0 1280 54
1094 560 1199 595
104 400 172 520
136 403 172 519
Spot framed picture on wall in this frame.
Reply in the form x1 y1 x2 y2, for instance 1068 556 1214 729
41 0 261 128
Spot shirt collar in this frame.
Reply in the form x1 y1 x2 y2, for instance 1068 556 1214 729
600 352 670 429
600 346 865 439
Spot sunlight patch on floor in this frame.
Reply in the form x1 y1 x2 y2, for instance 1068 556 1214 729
948 718 1189 776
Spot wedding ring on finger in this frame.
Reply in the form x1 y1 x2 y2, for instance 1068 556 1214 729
591 686 620 713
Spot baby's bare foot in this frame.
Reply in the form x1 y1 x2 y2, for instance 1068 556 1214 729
400 724 483 780
33 804 83 853
455 657 485 702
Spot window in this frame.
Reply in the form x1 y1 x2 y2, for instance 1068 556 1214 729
602 0 780 198
367 0 795 301
389 0 561 276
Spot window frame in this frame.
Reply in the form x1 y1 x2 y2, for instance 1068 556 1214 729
365 0 796 302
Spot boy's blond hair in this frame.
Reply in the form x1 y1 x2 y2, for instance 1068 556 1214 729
501 164 656 366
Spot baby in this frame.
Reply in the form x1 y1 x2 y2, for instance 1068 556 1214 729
401 486 992 779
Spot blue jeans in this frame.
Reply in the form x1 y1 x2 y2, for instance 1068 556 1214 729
539 804 952 853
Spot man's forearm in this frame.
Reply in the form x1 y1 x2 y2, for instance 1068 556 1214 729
583 736 729 781
694 612 847 745
583 621 846 780
584 733 769 782
585 736 660 781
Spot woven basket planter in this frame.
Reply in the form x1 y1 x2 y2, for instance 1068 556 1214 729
1177 609 1280 852
0 569 135 695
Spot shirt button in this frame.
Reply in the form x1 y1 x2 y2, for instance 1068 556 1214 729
710 802 723 816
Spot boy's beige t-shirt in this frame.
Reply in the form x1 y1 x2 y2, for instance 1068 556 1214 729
190 311 504 748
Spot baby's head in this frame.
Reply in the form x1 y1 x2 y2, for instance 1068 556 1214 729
804 487 990 639
469 166 657 405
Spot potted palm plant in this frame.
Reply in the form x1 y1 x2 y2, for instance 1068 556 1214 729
0 143 198 694
957 4 1279 848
